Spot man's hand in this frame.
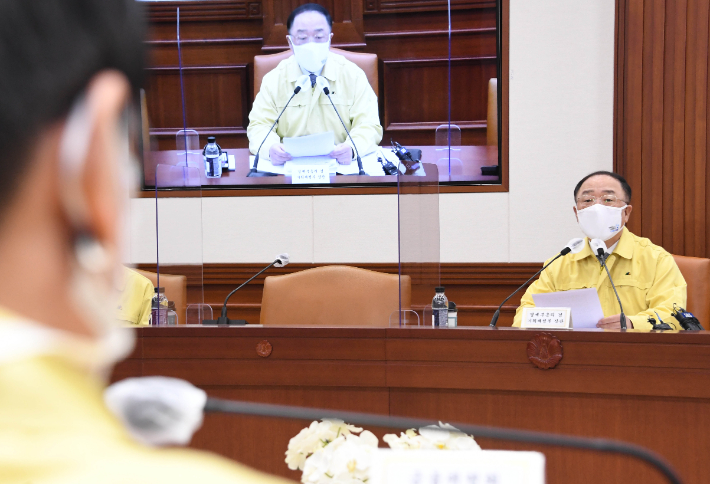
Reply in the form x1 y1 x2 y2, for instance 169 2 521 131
596 314 634 330
269 143 292 165
329 143 352 165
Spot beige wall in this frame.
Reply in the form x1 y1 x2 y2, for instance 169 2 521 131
127 0 615 265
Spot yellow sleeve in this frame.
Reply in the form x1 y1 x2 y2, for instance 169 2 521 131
344 69 383 156
137 281 153 326
247 75 282 158
627 253 687 330
512 262 558 327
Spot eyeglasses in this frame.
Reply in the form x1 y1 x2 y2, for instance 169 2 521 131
287 33 331 46
576 194 628 209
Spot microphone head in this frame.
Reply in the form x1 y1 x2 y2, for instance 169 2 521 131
295 74 310 93
565 238 585 255
274 253 289 268
316 76 330 94
589 239 607 257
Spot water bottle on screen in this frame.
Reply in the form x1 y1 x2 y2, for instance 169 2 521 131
203 136 222 178
151 287 168 326
432 287 448 328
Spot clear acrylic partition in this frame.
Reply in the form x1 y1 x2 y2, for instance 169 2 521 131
148 7 208 326
393 164 440 327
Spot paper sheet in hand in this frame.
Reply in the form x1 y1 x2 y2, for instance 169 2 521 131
283 132 336 157
532 288 604 329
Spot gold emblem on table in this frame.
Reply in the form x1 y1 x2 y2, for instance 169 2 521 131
256 340 273 358
527 333 563 369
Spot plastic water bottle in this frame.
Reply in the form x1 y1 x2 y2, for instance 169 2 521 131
151 287 168 326
432 287 448 328
203 136 222 178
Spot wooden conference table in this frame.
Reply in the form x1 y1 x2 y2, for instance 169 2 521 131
143 145 499 187
112 325 710 484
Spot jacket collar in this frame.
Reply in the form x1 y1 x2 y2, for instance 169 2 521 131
572 226 633 261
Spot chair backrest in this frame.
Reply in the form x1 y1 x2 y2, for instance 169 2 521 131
672 255 710 325
260 265 410 327
487 78 498 146
134 270 187 325
253 48 378 99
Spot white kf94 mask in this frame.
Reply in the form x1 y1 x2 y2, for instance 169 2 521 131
576 203 627 241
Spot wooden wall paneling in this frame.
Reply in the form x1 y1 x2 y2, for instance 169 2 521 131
145 1 263 23
364 0 493 14
144 65 251 150
382 57 497 146
616 0 710 258
261 0 365 50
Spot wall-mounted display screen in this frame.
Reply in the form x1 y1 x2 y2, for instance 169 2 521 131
138 0 502 191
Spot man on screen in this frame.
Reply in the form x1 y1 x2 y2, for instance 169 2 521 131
247 3 383 165
0 2 288 483
513 171 687 330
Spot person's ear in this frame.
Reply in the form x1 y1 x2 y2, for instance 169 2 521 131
622 204 633 225
287 35 295 55
66 71 131 251
573 205 579 223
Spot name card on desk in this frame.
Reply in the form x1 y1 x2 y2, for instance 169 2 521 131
521 307 571 329
370 450 545 484
292 165 330 184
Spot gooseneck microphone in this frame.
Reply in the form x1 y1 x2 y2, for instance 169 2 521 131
248 75 310 177
490 239 584 327
316 76 366 176
202 254 289 325
590 239 627 330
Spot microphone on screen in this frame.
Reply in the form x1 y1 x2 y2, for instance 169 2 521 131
316 76 367 176
248 75 310 177
202 253 289 325
489 238 584 327
590 239 627 330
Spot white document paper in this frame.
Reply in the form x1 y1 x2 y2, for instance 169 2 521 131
283 131 336 157
532 288 604 329
370 450 545 484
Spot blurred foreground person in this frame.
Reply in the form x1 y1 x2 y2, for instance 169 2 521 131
0 2 288 483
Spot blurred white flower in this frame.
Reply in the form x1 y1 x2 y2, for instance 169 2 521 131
384 422 481 451
301 431 378 484
285 419 365 472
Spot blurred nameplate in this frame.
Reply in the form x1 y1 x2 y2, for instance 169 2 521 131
292 165 330 184
370 450 545 484
521 307 571 329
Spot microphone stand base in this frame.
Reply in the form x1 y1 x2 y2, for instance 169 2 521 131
202 318 248 326
247 169 278 178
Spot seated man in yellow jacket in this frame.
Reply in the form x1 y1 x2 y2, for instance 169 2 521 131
247 3 383 166
116 267 154 326
513 171 687 331
0 2 288 484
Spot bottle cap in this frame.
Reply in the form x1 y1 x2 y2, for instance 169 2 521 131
435 286 445 292
448 301 456 310
207 136 216 143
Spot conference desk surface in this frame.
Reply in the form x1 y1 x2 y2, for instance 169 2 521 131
142 145 499 188
112 326 710 484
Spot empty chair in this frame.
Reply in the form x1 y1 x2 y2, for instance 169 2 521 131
260 265 410 327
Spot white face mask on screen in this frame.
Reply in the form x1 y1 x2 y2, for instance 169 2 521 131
576 203 627 242
291 39 330 73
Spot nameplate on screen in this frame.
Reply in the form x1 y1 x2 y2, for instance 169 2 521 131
291 165 330 184
521 307 571 329
370 450 545 484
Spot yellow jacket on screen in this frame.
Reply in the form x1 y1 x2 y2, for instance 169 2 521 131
513 228 687 330
0 312 291 484
247 52 383 158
